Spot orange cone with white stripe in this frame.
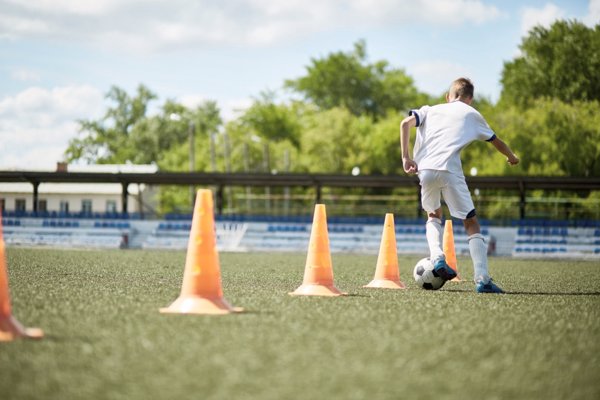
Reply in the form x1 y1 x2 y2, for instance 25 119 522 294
364 213 406 289
289 204 346 296
443 219 462 282
0 215 44 341
160 189 242 315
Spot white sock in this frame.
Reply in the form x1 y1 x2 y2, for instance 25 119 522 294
468 233 489 283
426 218 445 263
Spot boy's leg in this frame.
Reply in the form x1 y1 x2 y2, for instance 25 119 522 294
440 172 503 292
464 216 504 293
426 209 445 263
419 171 455 280
419 171 444 263
427 210 456 281
419 170 456 280
463 216 489 282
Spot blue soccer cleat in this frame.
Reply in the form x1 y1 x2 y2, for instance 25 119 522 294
433 258 457 281
476 279 505 294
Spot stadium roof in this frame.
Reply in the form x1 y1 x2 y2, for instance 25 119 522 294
0 171 598 191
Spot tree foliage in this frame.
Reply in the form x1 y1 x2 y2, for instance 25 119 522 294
500 20 600 107
65 85 221 166
238 92 303 148
65 84 157 163
285 40 429 119
461 99 600 178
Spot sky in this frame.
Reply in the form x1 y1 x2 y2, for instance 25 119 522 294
0 0 598 170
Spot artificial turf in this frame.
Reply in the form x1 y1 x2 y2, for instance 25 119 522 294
1 248 599 400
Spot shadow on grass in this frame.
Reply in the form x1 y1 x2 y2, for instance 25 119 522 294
287 293 370 298
504 291 600 296
38 335 95 343
442 288 600 296
231 310 276 315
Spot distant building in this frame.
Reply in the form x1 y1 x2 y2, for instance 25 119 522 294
0 163 158 216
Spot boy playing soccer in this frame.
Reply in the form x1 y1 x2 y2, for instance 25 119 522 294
400 77 519 293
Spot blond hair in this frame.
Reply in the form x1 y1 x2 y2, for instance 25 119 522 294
449 77 474 100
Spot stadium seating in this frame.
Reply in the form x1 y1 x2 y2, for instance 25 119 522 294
2 218 129 249
2 213 599 257
142 221 248 251
512 222 599 257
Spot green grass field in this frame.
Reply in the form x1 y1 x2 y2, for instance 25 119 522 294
1 248 599 400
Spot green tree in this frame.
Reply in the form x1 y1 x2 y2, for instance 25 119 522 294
465 99 600 177
286 40 428 119
238 92 303 148
500 20 600 107
65 85 222 167
65 84 157 163
362 111 406 175
156 102 222 212
298 107 372 173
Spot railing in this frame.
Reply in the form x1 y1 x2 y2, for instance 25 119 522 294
1 171 599 220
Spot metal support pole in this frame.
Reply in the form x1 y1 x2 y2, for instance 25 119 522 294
243 142 251 213
216 185 224 216
32 182 39 214
283 149 290 215
520 191 526 220
263 142 270 213
121 183 129 215
223 132 232 212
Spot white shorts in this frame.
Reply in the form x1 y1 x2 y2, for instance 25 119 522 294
418 169 475 219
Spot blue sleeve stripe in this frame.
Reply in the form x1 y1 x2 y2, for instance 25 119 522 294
409 110 420 127
486 134 497 142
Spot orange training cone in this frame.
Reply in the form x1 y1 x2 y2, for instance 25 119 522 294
443 219 462 282
364 213 406 289
0 215 44 341
160 189 242 315
289 204 346 296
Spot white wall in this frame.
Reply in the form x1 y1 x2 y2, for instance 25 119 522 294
0 192 140 213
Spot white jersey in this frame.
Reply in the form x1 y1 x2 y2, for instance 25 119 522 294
409 100 496 176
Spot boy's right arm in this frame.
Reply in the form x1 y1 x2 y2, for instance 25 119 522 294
489 136 520 165
400 115 418 174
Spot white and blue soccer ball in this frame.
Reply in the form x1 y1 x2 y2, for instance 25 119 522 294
413 258 446 290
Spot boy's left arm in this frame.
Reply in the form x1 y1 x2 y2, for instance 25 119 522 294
489 136 519 165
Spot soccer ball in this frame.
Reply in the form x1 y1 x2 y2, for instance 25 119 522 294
413 258 446 290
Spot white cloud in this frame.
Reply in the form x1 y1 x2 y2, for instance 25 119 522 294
10 67 41 82
419 0 504 25
584 0 600 26
0 0 505 51
520 3 566 36
0 85 104 169
3 0 122 15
